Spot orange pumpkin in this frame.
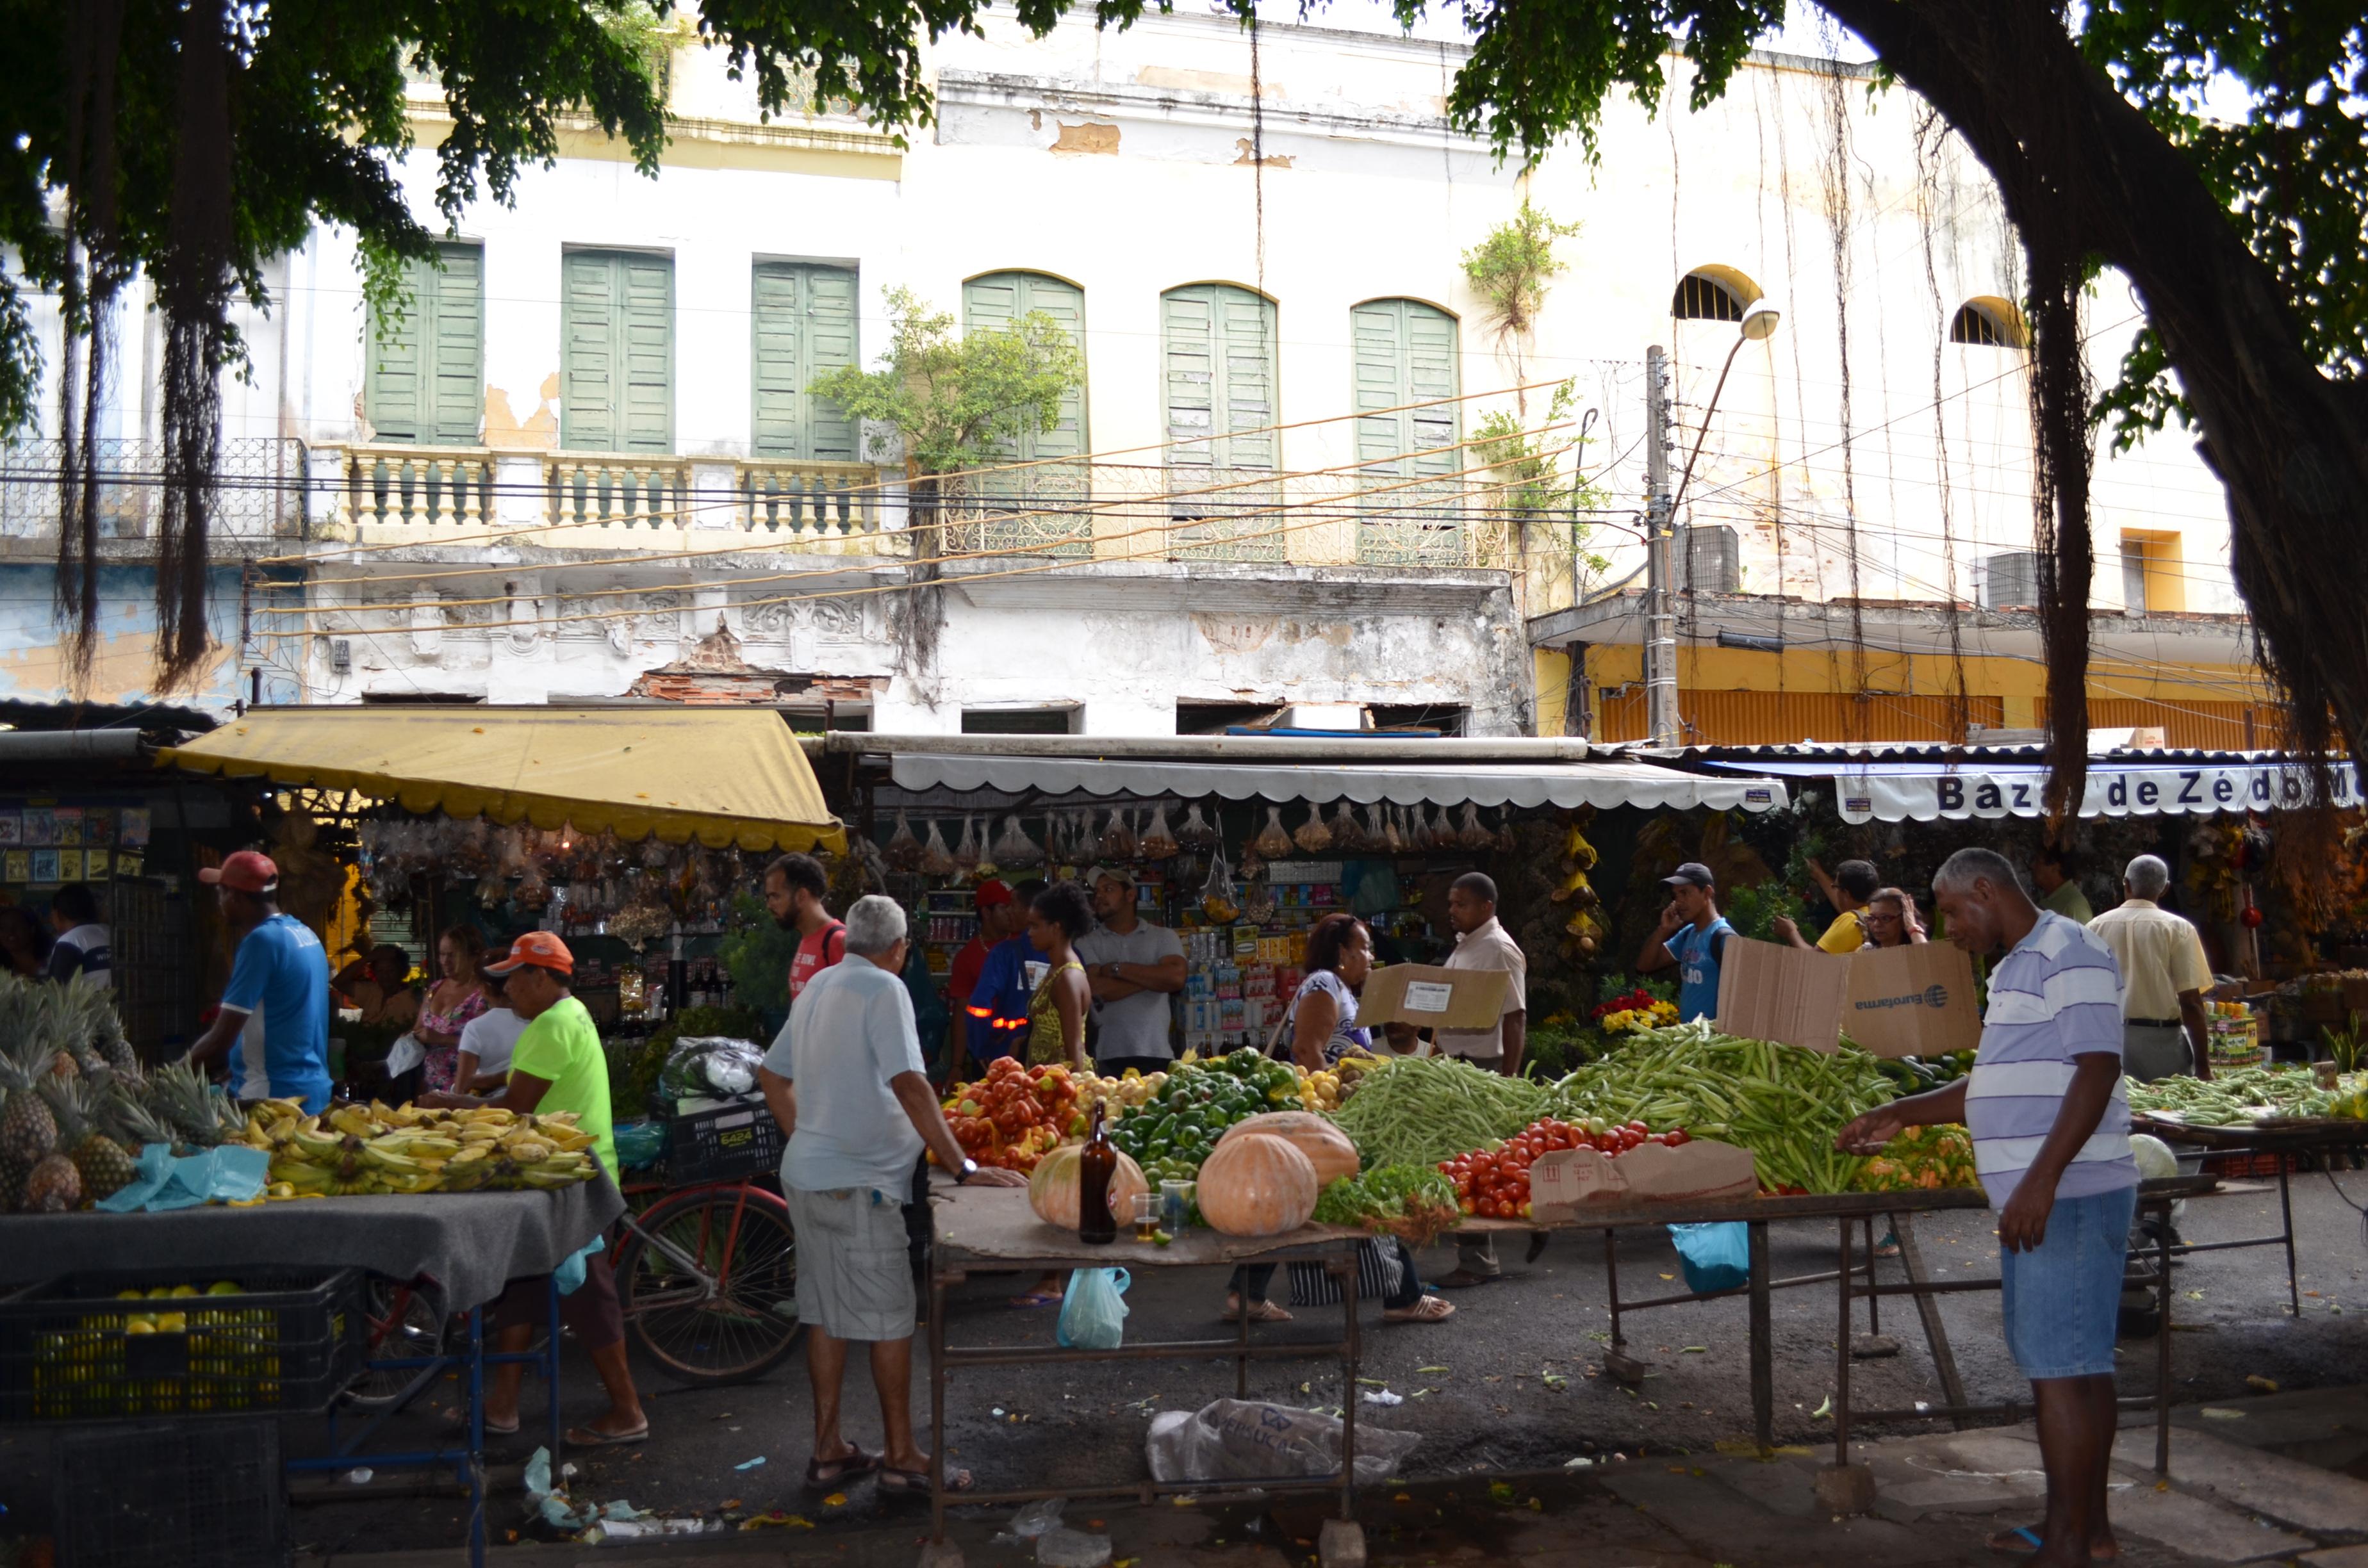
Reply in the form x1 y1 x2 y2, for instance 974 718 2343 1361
1196 1132 1319 1237
1221 1111 1360 1185
1027 1143 1151 1230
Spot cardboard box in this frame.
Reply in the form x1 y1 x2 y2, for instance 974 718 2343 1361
1528 1138 1761 1220
1716 935 1982 1058
1357 963 1511 1031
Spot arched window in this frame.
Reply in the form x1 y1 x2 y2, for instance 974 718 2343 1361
1950 297 2028 348
1672 266 1761 322
963 270 1089 553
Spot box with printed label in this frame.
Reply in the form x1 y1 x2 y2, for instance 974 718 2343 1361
1357 963 1512 1031
1528 1138 1760 1221
1716 936 1980 1058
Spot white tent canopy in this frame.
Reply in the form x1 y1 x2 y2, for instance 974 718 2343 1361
885 753 1787 812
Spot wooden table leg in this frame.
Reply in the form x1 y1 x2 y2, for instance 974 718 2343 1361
1748 1220 1773 1452
1834 1218 1854 1467
1888 1211 1970 1431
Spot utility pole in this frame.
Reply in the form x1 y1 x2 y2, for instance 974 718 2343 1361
1643 345 1681 747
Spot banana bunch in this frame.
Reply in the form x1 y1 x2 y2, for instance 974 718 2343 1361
237 1098 599 1199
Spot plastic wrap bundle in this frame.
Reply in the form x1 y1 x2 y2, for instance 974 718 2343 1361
1329 800 1365 851
1200 849 1240 923
1177 801 1220 851
1146 1399 1420 1485
1095 808 1135 860
953 815 982 874
993 815 1043 869
658 1036 768 1107
919 820 957 877
1493 810 1517 853
1253 806 1293 859
1456 803 1492 849
1292 803 1333 853
884 811 923 871
1139 803 1180 860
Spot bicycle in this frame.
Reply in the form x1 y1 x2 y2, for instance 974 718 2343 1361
609 1170 803 1385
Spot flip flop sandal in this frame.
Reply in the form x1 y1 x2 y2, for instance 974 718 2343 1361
878 1465 972 1494
1989 1527 2116 1561
1008 1290 1064 1309
440 1406 520 1437
1221 1298 1293 1323
1383 1294 1456 1323
565 1424 650 1448
805 1450 881 1489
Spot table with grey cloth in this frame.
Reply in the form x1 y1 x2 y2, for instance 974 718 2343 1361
0 1173 624 1312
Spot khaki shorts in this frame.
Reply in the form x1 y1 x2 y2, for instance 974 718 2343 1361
786 1184 916 1342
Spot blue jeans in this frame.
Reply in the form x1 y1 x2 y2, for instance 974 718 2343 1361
2000 1184 2137 1380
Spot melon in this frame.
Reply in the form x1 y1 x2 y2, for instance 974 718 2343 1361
1219 1111 1360 1185
1195 1132 1319 1237
1026 1143 1150 1230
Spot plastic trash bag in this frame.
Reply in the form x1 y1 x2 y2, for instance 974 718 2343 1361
1056 1267 1130 1350
1668 1221 1750 1293
1146 1398 1421 1485
993 1498 1068 1545
658 1036 766 1105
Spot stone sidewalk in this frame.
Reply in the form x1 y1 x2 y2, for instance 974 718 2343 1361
303 1385 2368 1568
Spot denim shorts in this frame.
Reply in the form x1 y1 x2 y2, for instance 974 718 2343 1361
1999 1184 2138 1380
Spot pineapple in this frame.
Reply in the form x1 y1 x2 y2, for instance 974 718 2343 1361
59 984 138 1084
22 1151 83 1212
0 1033 59 1195
102 1086 174 1157
144 1062 227 1150
42 1077 136 1202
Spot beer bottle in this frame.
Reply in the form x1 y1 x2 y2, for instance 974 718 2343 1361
1077 1099 1117 1245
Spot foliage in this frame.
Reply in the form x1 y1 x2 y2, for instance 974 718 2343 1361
1722 879 1805 945
1461 200 1583 350
807 286 1085 476
716 893 794 1017
1472 378 1612 581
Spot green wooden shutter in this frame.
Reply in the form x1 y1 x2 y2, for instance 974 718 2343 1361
563 249 674 453
1162 284 1276 475
751 262 859 461
1351 298 1459 475
964 272 1088 461
366 242 483 445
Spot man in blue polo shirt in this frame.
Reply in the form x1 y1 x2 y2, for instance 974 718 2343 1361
964 878 1047 1066
185 851 333 1113
1839 846 2133 1568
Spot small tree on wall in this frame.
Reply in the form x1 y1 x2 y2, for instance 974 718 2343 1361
807 285 1086 680
1463 200 1583 413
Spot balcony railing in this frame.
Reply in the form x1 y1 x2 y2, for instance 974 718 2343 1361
0 437 306 540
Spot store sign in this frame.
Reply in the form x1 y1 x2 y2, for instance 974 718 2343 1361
1834 762 2361 824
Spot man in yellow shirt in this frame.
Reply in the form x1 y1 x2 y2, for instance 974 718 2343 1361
1773 858 1881 953
2088 856 2213 1082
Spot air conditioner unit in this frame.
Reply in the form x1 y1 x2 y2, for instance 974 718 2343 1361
1680 525 1740 595
1978 550 2045 610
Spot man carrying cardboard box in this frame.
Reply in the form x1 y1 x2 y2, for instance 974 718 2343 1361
1837 846 2135 1568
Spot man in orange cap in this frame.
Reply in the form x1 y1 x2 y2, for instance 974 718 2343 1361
422 931 648 1447
185 851 333 1113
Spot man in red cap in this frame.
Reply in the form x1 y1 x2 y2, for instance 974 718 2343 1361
942 879 1015 1083
422 932 648 1447
185 851 333 1113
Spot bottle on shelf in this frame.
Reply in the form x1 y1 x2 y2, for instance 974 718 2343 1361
1077 1100 1117 1245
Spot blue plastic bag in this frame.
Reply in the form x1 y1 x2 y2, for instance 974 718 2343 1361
1667 1222 1750 1293
1056 1268 1131 1350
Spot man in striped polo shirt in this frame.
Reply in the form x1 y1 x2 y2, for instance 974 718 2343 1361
1839 846 2135 1568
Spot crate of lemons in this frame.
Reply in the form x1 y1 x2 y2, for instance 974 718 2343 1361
29 1280 286 1418
236 1098 602 1198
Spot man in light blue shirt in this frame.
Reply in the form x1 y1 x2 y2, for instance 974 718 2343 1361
184 851 333 1113
758 895 1021 1497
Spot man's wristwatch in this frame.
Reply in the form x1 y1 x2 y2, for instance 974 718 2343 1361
953 1157 980 1184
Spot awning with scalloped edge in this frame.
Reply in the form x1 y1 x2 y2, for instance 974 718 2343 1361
163 707 844 853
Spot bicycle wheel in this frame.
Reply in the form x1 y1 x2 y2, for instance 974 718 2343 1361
345 1278 448 1409
616 1185 803 1385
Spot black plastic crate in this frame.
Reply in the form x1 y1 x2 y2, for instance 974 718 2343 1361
0 1267 366 1423
666 1097 784 1183
54 1418 284 1568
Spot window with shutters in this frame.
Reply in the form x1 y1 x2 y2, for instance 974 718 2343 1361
1672 267 1761 322
1350 298 1463 564
366 241 484 446
561 249 675 453
1161 283 1280 562
962 272 1090 555
1950 297 2030 348
751 262 859 462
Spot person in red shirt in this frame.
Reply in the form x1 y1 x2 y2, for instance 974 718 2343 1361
766 854 844 1003
944 880 1015 1084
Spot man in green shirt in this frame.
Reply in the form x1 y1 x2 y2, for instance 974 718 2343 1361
2033 844 2094 924
423 931 643 1446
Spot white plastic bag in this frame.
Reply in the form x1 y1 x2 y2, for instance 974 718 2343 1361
1144 1398 1422 1485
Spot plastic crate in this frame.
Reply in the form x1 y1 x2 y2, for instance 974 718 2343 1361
54 1418 284 1568
0 1267 366 1423
2203 1150 2295 1179
666 1097 784 1183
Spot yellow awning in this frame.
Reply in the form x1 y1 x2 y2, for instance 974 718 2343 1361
163 707 844 853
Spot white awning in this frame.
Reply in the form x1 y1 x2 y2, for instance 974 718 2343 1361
886 754 1787 812
1821 759 2358 823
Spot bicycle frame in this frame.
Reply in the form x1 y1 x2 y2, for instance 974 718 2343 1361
616 1177 785 1312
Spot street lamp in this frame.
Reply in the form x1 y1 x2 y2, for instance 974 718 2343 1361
1643 303 1782 748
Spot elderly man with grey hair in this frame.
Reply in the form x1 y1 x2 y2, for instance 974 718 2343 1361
760 894 1024 1495
2087 854 2215 1082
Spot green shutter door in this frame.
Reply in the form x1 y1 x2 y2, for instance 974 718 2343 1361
563 249 674 453
367 242 483 445
1351 298 1459 475
751 263 859 461
1163 284 1276 475
964 272 1088 461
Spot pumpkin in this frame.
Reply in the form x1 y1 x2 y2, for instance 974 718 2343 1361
1220 1111 1360 1185
1027 1143 1150 1230
1196 1132 1319 1237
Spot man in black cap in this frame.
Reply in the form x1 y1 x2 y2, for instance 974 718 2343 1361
1637 862 1733 1022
